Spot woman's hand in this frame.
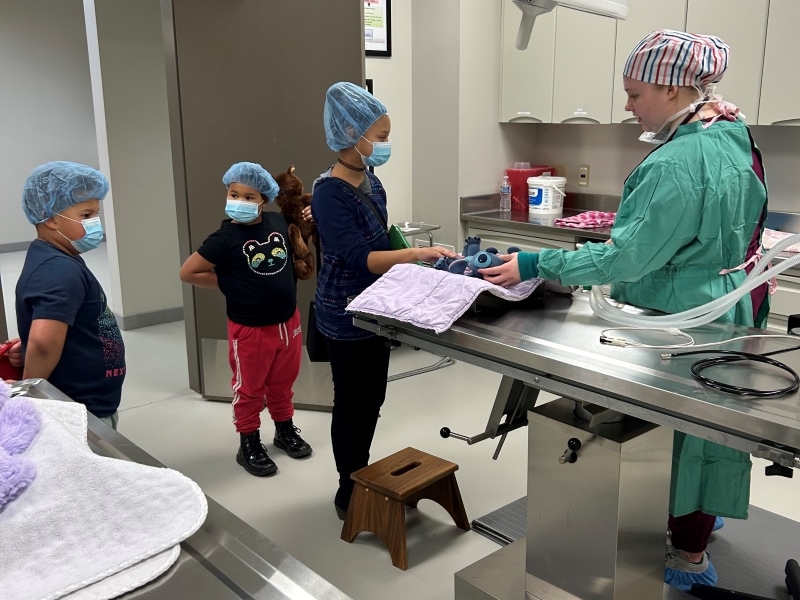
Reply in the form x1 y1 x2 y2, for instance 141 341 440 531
302 206 314 223
479 253 521 287
416 246 458 263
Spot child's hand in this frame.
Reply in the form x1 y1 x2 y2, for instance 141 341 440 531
415 246 458 264
4 338 23 368
302 206 314 223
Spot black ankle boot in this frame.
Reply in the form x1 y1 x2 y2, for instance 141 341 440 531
274 419 312 458
236 430 278 476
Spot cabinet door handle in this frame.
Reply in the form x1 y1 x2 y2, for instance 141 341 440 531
770 119 800 126
508 115 543 123
560 117 601 124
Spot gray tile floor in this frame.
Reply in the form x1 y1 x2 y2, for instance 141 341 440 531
2 244 799 600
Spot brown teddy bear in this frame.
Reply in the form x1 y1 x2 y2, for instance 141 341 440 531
274 166 316 280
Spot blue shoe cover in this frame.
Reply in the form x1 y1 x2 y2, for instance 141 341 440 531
712 516 724 532
664 554 718 592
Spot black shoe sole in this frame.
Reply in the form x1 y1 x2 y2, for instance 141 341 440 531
274 438 313 459
236 454 278 476
335 504 347 521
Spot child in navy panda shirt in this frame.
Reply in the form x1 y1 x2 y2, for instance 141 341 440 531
15 161 125 430
180 162 312 477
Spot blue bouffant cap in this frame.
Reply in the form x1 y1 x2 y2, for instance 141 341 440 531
222 162 279 201
323 81 387 151
22 161 109 224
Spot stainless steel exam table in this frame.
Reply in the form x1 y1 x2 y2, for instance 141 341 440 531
351 292 800 600
9 380 351 600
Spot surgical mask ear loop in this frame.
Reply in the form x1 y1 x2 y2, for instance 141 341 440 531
639 88 708 145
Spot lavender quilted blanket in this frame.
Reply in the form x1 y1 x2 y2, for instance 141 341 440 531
346 263 543 334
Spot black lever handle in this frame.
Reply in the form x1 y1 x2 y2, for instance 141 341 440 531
559 438 582 464
765 462 794 478
440 419 528 447
440 427 471 442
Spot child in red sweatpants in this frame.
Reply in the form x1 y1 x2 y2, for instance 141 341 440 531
180 162 312 476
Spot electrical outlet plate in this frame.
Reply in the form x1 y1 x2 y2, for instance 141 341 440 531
578 165 590 187
553 164 568 179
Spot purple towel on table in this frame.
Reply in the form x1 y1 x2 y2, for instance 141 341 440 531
346 263 543 334
0 379 40 513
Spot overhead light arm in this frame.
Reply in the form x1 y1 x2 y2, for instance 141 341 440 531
513 0 629 51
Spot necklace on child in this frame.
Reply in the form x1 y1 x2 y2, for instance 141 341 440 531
337 158 366 172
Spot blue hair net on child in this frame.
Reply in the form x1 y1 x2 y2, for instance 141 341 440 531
324 81 387 151
22 161 110 224
222 162 279 201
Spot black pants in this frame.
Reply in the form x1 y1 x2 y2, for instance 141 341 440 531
325 334 391 510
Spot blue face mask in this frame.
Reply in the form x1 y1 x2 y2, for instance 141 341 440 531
358 137 392 167
225 199 263 223
57 215 104 253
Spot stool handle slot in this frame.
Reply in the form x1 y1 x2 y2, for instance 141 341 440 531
391 461 422 476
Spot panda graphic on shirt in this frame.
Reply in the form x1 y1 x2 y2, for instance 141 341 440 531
241 232 288 276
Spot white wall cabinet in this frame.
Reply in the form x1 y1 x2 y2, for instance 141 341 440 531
501 0 787 127
685 0 769 124
499 1 556 123
611 0 688 124
758 0 800 126
552 7 616 124
500 6 616 124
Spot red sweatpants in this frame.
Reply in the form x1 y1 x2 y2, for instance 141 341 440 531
228 309 301 434
669 511 716 553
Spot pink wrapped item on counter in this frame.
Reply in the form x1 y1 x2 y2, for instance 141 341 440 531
553 211 616 229
762 228 800 253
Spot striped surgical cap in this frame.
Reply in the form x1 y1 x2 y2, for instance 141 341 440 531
623 29 729 89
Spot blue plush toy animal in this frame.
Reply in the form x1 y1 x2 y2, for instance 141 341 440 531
434 237 519 280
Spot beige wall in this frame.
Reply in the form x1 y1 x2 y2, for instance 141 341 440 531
85 0 183 327
366 1 413 224
410 0 461 246
0 0 99 250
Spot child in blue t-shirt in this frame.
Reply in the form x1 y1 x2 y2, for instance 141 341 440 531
180 162 312 477
13 161 125 429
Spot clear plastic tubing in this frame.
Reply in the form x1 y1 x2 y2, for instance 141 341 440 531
589 232 800 329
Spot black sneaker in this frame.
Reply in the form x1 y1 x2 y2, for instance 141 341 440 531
274 419 313 458
236 430 278 476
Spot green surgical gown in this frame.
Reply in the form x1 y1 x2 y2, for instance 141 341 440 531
538 118 768 519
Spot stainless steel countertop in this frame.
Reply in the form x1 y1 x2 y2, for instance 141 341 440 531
352 294 800 461
461 208 612 242
9 380 351 600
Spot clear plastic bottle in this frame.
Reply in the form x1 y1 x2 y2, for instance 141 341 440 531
500 175 511 212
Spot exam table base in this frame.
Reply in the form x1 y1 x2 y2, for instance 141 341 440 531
454 539 692 600
457 397 675 600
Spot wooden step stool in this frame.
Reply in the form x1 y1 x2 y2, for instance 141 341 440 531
340 447 470 570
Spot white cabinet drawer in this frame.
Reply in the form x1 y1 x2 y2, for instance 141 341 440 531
770 275 800 318
467 227 575 254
